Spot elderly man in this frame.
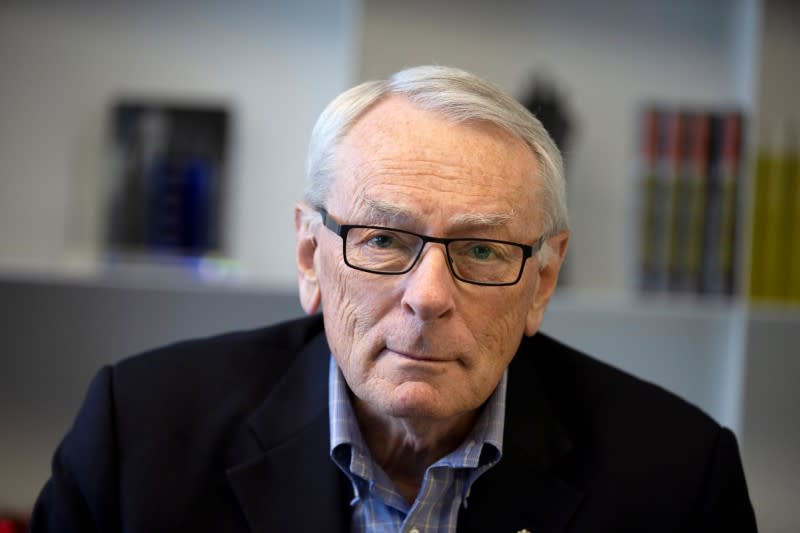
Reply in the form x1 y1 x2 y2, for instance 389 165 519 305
32 66 757 532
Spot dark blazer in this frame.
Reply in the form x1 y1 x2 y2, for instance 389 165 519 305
31 314 757 532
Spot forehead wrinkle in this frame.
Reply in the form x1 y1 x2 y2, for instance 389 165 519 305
348 159 520 203
352 156 501 188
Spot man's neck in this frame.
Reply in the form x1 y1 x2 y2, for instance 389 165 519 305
352 396 481 504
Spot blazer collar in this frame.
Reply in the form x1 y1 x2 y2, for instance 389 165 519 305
226 328 351 533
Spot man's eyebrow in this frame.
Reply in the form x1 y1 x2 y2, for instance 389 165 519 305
362 197 416 224
448 211 515 228
362 197 515 229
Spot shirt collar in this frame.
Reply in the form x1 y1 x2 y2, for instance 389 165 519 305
329 356 375 481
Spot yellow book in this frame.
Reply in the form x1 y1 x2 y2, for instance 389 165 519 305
749 152 770 300
763 150 788 301
787 152 800 304
751 125 797 303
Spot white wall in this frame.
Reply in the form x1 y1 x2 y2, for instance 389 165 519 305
359 0 756 292
0 0 359 286
740 311 800 533
756 0 800 133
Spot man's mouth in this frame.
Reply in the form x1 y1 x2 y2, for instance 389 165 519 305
385 347 454 363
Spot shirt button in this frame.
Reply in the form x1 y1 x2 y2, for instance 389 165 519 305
409 528 420 533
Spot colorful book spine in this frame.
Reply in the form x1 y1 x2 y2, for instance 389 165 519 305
675 112 711 293
664 110 687 292
704 113 742 295
639 107 661 291
717 114 742 296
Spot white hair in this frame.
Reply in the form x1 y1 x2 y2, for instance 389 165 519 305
305 65 569 260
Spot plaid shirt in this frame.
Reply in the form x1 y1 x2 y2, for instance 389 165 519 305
329 356 507 533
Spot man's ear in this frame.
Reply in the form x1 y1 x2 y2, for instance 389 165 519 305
524 231 569 336
294 203 321 315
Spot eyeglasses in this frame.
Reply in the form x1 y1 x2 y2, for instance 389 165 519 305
317 208 544 286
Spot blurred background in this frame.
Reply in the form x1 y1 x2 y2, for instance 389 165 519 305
0 0 798 530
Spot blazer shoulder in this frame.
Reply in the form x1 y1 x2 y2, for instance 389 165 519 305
34 316 329 531
108 314 327 425
505 334 756 530
116 313 324 379
518 332 722 441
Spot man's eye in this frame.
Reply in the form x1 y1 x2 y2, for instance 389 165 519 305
367 234 396 248
469 245 495 260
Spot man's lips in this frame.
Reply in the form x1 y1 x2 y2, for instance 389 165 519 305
385 348 456 363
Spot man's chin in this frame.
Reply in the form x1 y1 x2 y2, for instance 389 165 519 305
381 382 460 421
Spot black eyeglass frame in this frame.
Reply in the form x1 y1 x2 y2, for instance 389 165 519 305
317 207 545 286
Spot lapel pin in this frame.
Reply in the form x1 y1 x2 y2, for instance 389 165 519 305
516 530 531 533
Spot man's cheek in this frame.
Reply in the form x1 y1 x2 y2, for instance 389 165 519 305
321 261 357 312
473 311 521 354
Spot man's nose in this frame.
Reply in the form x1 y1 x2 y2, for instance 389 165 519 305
400 244 456 321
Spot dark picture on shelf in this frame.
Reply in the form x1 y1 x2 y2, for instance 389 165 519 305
106 101 230 258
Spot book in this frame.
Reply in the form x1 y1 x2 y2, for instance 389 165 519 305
638 107 687 293
665 111 688 293
703 113 742 296
749 124 794 302
675 112 711 293
788 148 800 303
639 107 662 291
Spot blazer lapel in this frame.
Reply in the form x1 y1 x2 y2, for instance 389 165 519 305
226 331 351 533
459 348 584 533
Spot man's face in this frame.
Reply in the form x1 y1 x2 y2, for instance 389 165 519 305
296 96 567 423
